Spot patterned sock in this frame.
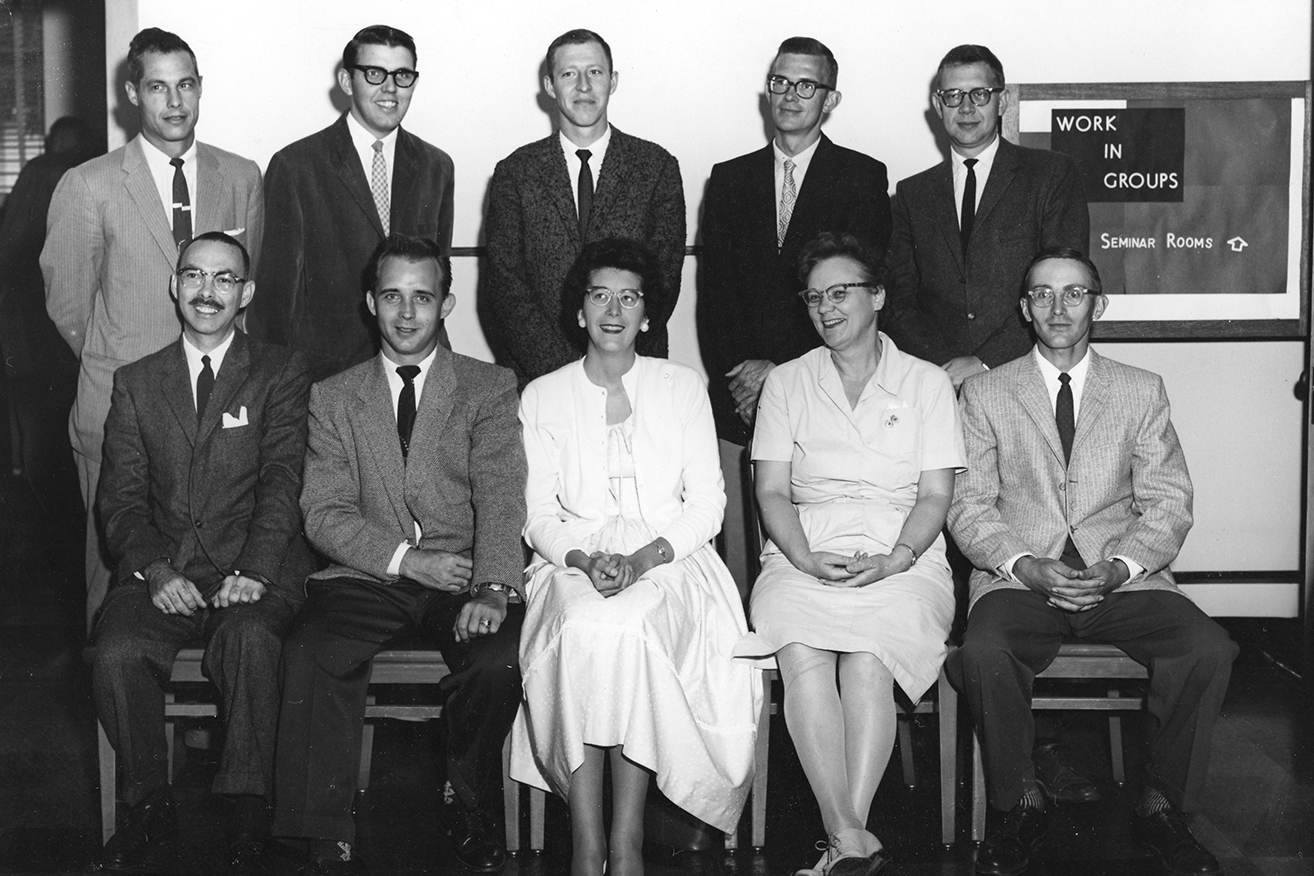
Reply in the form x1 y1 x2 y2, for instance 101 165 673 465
309 839 354 861
1018 785 1046 811
1136 787 1173 816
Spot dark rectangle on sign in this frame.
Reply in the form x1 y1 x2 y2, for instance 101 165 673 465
1052 108 1185 203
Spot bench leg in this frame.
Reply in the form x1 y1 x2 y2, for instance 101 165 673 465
502 737 520 853
530 786 545 851
751 671 772 850
358 695 376 791
1108 688 1126 785
164 692 176 785
971 732 987 844
98 719 116 845
898 714 916 789
937 669 957 847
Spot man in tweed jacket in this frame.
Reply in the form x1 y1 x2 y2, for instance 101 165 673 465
947 248 1235 876
482 28 684 386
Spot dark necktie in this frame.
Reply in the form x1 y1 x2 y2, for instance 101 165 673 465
196 355 214 425
576 149 593 240
170 157 192 248
396 365 420 458
1056 372 1085 569
960 157 978 257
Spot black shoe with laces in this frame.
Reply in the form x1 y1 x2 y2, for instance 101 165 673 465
974 804 1048 876
1033 741 1102 803
101 788 178 872
1131 807 1222 876
442 791 506 873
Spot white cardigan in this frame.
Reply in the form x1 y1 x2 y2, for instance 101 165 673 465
520 356 726 571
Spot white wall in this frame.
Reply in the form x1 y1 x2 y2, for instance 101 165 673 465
116 0 1312 611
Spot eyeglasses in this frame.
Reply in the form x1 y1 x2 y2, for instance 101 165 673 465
798 282 878 307
767 75 835 100
176 268 245 294
585 286 644 309
1024 285 1098 308
351 65 419 88
935 86 1004 108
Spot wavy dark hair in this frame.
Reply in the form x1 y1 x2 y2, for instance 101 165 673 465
560 237 665 350
364 233 451 297
796 231 887 288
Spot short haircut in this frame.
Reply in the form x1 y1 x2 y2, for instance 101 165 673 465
935 44 1005 89
126 28 197 84
365 233 451 296
775 36 838 89
796 231 887 288
560 237 666 348
343 24 417 70
178 231 250 276
1021 246 1103 295
546 29 612 75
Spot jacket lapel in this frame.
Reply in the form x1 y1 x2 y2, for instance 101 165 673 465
122 138 181 264
748 144 781 257
974 138 1018 230
404 346 455 499
930 160 964 273
197 331 250 442
535 135 580 242
159 340 198 447
1072 350 1109 456
193 143 222 235
356 356 413 532
391 128 420 230
589 127 630 239
330 115 387 237
1016 356 1065 466
782 134 835 251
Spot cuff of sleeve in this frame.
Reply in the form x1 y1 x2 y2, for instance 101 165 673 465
1001 552 1035 583
387 542 410 577
1111 555 1144 581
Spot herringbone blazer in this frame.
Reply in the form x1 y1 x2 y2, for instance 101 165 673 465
884 138 1088 368
482 127 685 386
41 135 263 462
300 346 527 597
98 331 314 600
947 349 1193 611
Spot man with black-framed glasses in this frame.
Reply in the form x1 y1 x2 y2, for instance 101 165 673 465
699 36 890 599
884 44 1089 392
249 24 455 383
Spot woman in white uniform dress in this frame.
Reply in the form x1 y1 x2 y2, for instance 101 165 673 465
511 238 762 876
735 233 965 876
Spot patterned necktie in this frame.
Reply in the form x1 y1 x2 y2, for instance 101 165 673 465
396 365 420 458
169 157 191 248
196 355 214 425
371 140 390 235
960 157 978 257
576 149 594 241
1056 371 1085 569
778 158 797 248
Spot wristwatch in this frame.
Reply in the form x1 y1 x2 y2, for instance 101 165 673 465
475 581 521 603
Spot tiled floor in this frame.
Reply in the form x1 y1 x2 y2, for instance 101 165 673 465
2 384 1312 875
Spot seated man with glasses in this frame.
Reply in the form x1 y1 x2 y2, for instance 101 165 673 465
92 231 315 874
884 44 1089 391
247 24 454 382
947 247 1236 876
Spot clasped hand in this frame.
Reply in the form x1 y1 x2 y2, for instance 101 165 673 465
146 562 264 616
803 549 909 588
400 548 473 592
1014 556 1129 612
579 551 648 596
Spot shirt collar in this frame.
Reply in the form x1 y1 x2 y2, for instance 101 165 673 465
182 327 236 376
560 124 612 165
1032 345 1091 389
773 134 822 176
952 132 1000 175
139 135 197 174
345 110 400 151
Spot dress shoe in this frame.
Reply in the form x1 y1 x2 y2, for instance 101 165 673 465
444 801 506 872
975 804 1048 876
822 828 891 876
101 789 178 871
1131 808 1222 876
1033 741 1101 803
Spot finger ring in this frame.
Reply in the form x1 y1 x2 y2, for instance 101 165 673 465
480 619 491 627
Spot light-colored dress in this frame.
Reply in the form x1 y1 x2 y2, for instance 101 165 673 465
510 357 762 833
734 335 966 701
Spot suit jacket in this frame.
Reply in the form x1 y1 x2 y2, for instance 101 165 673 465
698 134 892 444
41 135 264 462
247 115 455 382
300 346 527 597
98 331 314 600
884 138 1088 368
482 127 685 386
947 350 1193 611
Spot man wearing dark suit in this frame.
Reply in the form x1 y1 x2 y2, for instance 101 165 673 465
273 235 526 876
92 232 313 875
884 44 1088 390
42 28 264 631
698 37 890 593
483 28 684 386
247 24 454 382
946 249 1235 876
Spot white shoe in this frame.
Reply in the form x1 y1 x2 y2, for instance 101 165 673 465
793 841 832 876
823 828 889 876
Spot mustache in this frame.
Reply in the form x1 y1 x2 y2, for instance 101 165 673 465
188 295 223 309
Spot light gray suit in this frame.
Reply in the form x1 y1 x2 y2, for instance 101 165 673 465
40 134 263 628
947 348 1236 814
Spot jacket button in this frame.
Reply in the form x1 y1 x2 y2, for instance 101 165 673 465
1059 483 1065 491
194 520 203 528
967 312 976 320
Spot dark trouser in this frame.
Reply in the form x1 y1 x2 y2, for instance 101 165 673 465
272 577 524 844
948 589 1237 814
92 582 296 808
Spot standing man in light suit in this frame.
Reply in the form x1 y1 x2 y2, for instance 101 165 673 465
482 28 685 387
947 248 1235 876
42 27 264 631
248 24 454 382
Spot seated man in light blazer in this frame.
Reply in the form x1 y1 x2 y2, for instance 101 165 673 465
272 234 526 876
947 248 1236 876
93 231 314 874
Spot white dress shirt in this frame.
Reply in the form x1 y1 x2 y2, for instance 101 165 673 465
385 346 438 575
345 111 399 206
141 137 198 231
561 124 612 209
773 135 822 215
951 134 1000 228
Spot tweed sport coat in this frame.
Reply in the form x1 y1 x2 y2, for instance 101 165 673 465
947 350 1193 612
248 115 455 381
884 138 1088 368
698 134 891 445
98 331 314 601
300 346 527 598
41 135 264 463
482 127 685 386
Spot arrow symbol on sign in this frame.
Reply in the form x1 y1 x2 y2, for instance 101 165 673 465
1226 236 1248 252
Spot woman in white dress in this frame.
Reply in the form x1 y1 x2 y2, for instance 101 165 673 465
735 233 966 876
510 238 762 876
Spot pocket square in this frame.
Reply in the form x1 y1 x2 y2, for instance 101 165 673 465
222 406 249 428
222 227 246 237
